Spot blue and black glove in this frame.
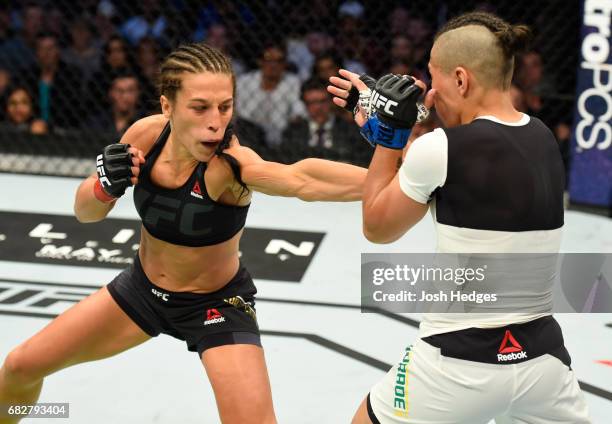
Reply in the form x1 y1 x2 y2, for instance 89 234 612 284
360 74 424 149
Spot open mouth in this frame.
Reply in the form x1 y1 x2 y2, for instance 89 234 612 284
200 140 220 148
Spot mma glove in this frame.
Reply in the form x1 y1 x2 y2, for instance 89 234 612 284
360 74 427 150
342 74 377 120
94 143 133 202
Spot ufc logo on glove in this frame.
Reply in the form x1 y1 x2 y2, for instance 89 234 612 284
371 90 399 115
96 154 111 188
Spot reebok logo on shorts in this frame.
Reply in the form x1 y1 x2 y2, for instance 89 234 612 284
191 180 203 199
497 330 527 362
204 308 226 325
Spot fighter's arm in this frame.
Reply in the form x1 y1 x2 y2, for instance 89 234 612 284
234 146 366 202
362 131 446 243
328 71 440 243
74 115 164 222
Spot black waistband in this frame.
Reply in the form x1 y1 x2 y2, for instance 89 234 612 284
133 253 255 304
421 316 571 367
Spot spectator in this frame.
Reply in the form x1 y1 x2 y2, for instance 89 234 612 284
312 52 354 123
84 70 144 138
515 51 571 183
87 35 136 117
46 6 66 43
1 85 47 134
204 24 246 76
312 51 342 82
335 1 367 75
120 0 167 47
284 0 334 36
236 41 304 146
94 0 119 47
388 6 411 37
0 2 43 73
515 50 569 138
135 36 161 113
102 35 134 71
18 32 83 130
405 16 432 71
515 50 555 116
0 3 12 43
390 35 414 67
280 78 364 163
509 84 527 113
288 30 335 81
191 1 255 45
62 17 101 86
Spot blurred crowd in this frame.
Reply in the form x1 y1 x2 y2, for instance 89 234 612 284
0 0 577 169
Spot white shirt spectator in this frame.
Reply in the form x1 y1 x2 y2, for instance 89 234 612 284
308 118 334 148
286 38 313 82
237 70 305 146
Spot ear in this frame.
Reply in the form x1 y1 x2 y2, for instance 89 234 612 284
455 67 469 97
160 95 172 119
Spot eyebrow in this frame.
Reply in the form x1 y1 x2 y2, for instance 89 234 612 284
189 98 233 104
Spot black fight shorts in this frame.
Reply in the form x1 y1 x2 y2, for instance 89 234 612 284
107 255 260 356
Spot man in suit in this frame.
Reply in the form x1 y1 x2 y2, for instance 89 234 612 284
280 77 368 165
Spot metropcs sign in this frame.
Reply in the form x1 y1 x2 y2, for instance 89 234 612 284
570 0 612 207
576 0 612 151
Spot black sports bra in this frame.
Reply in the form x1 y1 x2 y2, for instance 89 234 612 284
133 123 249 247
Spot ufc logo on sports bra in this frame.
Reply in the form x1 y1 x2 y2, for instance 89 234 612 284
371 90 398 115
134 188 213 237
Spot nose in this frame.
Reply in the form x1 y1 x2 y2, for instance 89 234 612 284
207 108 221 133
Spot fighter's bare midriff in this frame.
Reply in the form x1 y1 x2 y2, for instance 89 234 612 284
138 225 244 293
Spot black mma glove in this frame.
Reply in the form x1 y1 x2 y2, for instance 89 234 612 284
374 74 423 128
95 143 133 200
360 74 424 149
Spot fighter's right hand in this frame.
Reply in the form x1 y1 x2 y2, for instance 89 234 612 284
94 143 145 202
328 69 376 126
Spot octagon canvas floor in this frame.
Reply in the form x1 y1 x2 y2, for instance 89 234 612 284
0 174 610 424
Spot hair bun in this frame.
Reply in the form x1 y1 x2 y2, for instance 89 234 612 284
505 24 532 56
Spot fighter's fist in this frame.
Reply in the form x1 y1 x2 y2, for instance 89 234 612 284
372 74 424 128
94 143 144 201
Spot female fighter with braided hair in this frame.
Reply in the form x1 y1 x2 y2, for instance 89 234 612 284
329 11 591 424
0 43 366 424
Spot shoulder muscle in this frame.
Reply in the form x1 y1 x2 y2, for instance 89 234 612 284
120 114 168 156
